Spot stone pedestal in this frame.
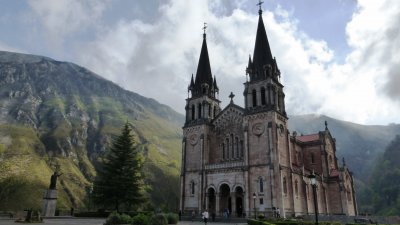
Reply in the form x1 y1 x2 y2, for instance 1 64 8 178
42 189 57 217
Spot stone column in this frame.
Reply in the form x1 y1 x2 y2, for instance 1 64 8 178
42 189 57 217
216 192 220 216
231 192 236 217
206 192 209 211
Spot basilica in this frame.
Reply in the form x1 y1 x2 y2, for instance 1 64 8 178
179 6 357 218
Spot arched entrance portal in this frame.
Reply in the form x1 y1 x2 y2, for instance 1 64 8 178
235 186 244 217
207 188 216 214
219 184 231 215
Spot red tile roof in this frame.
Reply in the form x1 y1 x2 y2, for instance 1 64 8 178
296 133 320 142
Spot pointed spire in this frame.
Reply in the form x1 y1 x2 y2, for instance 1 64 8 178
213 76 218 91
252 5 274 78
246 54 253 73
194 23 213 92
188 74 195 90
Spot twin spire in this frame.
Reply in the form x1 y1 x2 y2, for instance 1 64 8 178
190 1 278 97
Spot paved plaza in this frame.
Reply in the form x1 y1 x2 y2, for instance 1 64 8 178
0 218 247 225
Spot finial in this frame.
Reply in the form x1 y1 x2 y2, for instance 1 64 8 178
257 0 264 15
325 120 328 130
229 92 235 104
342 157 346 167
202 22 207 38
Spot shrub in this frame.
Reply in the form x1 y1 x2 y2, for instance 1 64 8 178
166 213 178 224
258 214 265 220
274 220 301 225
151 214 167 225
105 212 132 225
131 213 151 225
247 219 274 225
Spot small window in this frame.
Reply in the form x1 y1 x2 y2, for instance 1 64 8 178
261 87 266 105
231 134 234 158
252 89 257 107
190 181 195 195
235 137 239 158
311 153 315 164
213 106 217 117
259 198 264 205
198 103 202 119
240 140 244 157
295 180 299 197
283 177 287 195
259 178 264 193
222 143 225 159
191 105 195 120
226 138 230 158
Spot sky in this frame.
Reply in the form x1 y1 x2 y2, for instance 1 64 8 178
0 0 399 125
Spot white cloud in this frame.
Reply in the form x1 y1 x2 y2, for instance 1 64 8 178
27 0 108 50
17 0 400 125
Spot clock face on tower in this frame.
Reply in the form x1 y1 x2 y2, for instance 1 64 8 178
252 123 264 136
189 133 198 145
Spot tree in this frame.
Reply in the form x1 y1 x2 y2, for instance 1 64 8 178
92 122 144 211
359 135 400 215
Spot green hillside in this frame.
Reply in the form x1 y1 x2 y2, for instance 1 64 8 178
0 51 183 211
358 135 400 215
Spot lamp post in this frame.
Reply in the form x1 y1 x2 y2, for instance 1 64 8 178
253 192 257 219
308 172 318 225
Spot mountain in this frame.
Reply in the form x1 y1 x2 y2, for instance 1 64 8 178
0 51 183 211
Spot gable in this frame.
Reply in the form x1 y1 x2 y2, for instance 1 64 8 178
212 104 244 132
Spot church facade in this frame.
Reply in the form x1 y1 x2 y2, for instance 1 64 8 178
179 8 357 218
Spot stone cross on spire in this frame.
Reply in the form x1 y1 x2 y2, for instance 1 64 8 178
229 92 235 104
257 0 264 14
203 22 207 36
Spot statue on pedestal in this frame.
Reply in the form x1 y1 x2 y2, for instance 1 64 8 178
43 163 62 217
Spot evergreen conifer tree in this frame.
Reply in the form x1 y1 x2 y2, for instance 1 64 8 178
93 122 144 211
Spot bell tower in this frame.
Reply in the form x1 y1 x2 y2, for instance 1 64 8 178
180 24 221 212
243 3 289 216
244 6 286 116
185 24 221 126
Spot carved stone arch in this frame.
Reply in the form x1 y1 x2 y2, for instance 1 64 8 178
232 184 245 193
207 184 217 194
217 181 231 192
